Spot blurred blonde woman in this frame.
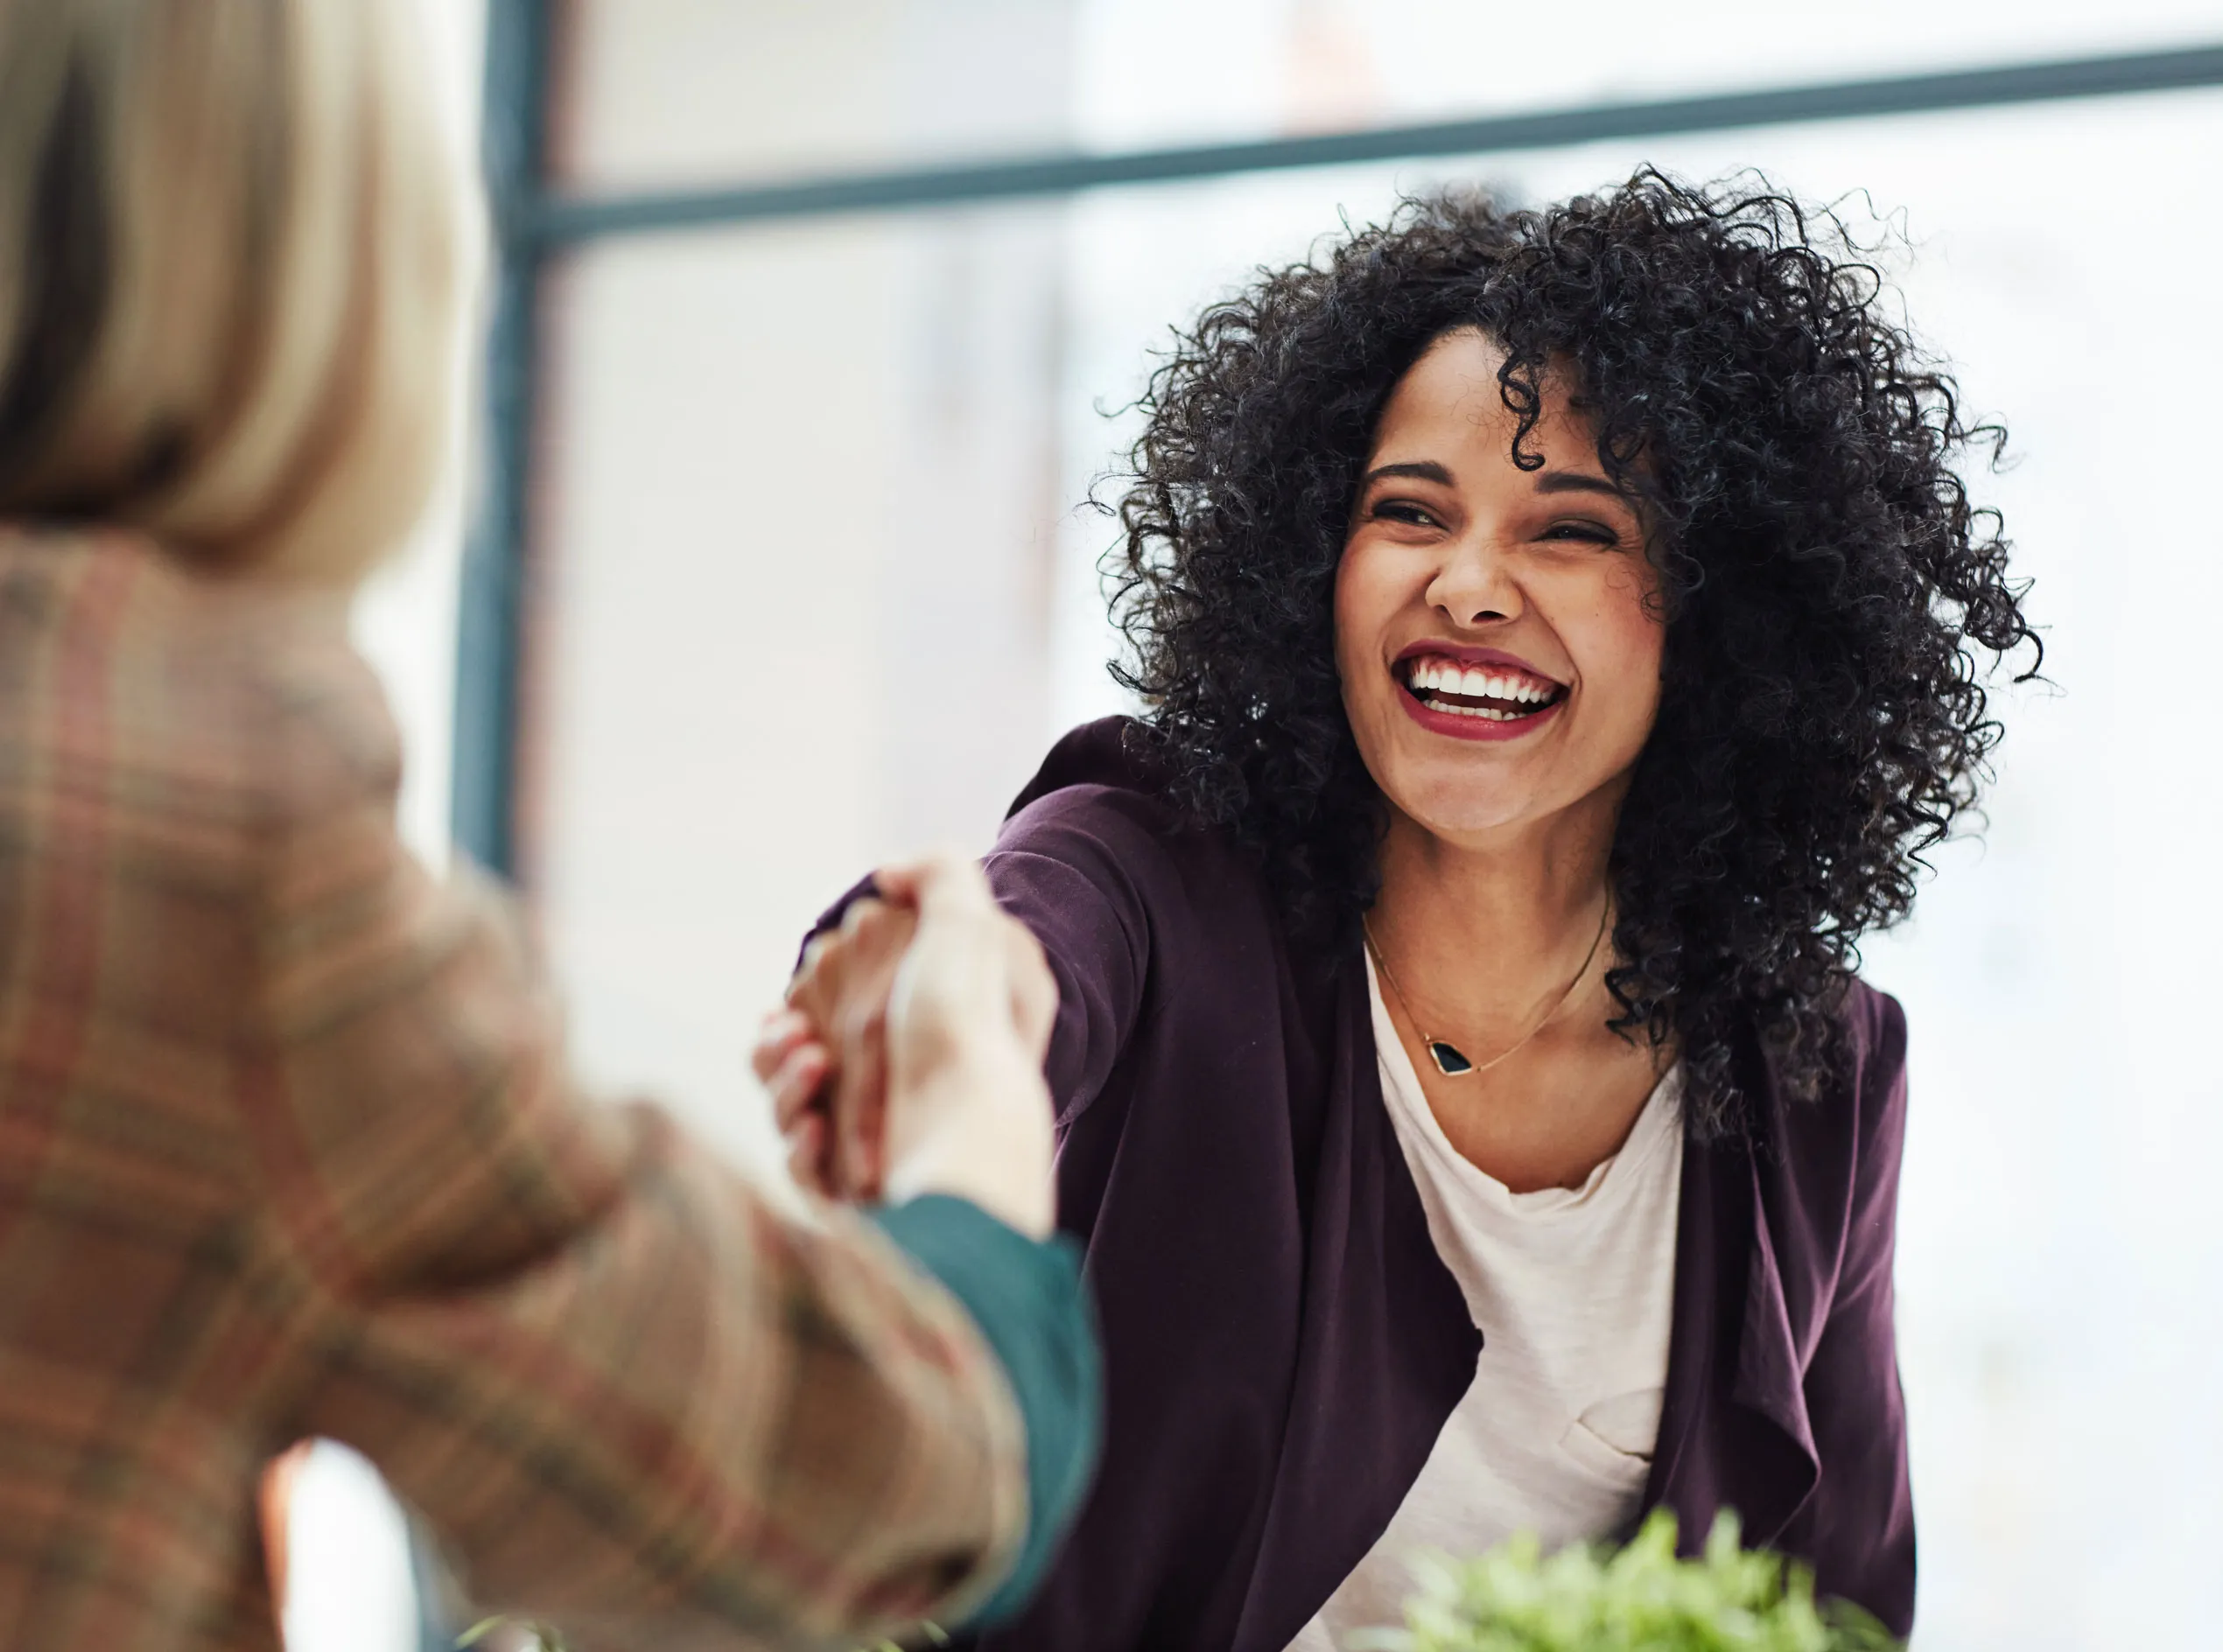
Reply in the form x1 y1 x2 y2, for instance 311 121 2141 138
0 4 1097 1649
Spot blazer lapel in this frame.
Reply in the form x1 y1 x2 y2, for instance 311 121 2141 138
1640 1112 1819 1552
1728 1150 1820 1545
1226 951 1480 1652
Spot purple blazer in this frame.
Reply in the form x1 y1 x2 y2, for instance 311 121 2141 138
832 718 1915 1651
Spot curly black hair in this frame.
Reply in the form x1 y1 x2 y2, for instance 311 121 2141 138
1106 169 2037 1136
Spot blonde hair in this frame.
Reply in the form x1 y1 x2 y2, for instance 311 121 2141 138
0 0 479 580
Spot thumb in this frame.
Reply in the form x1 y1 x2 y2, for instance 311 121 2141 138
872 850 996 920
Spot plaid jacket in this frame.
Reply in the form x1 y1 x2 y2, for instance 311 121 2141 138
0 529 1027 1650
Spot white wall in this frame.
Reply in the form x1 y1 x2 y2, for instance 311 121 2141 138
531 0 1078 1172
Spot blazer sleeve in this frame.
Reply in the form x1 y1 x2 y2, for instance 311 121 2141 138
1795 990 1918 1635
234 645 1031 1652
982 790 1154 1132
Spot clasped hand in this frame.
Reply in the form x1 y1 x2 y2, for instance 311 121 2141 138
753 856 1060 1239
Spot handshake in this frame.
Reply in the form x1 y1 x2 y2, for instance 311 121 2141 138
753 856 1061 1238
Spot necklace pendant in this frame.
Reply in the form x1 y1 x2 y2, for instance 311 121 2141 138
1426 1040 1476 1077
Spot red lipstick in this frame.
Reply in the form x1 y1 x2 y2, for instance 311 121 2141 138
1392 642 1568 744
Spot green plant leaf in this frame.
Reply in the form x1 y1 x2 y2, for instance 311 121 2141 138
1353 1510 1904 1652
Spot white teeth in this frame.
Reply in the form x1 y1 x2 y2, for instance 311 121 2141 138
1404 654 1561 711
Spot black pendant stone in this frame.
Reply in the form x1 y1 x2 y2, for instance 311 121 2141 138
1427 1041 1476 1077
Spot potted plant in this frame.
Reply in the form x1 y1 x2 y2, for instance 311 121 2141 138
1348 1511 1902 1652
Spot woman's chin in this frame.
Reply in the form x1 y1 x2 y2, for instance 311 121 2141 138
1385 776 1550 844
1380 748 1637 849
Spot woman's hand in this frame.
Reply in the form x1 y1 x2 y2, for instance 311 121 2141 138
764 898 917 1200
754 856 1058 1237
754 1002 838 1194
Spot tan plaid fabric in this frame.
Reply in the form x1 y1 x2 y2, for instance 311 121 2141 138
0 528 1026 1651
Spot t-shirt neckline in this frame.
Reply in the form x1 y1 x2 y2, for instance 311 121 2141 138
1364 948 1683 1221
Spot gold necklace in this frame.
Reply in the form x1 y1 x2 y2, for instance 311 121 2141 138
1364 897 1611 1079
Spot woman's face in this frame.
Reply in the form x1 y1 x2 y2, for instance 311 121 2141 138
1335 329 1666 848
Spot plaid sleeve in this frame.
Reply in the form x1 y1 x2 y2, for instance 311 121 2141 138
231 639 1029 1650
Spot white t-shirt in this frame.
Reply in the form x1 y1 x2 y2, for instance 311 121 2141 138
1286 957 1685 1652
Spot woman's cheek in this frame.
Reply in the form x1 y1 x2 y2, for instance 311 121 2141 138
1613 634 1668 758
1331 544 1396 711
1564 572 1666 760
1595 560 1666 670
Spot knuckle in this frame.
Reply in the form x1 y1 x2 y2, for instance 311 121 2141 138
790 947 831 998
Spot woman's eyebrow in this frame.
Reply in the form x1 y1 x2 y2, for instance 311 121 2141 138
1533 471 1629 500
1361 459 1454 487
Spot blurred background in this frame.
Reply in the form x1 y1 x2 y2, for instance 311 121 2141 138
303 3 2223 1648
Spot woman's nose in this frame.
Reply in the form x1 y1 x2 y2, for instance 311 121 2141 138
1424 534 1524 628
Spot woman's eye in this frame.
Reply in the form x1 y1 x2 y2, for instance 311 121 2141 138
1540 521 1621 547
1371 500 1439 528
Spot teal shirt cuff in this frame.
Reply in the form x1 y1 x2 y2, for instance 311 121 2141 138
869 1194 1101 1630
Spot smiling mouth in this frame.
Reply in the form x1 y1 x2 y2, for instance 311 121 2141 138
1398 654 1569 723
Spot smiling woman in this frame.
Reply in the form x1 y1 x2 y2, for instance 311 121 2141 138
1114 175 2035 1137
1336 344 1662 1116
797 170 2036 1652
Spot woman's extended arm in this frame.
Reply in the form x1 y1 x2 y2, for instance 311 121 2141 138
980 802 1155 1130
235 648 1051 1651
